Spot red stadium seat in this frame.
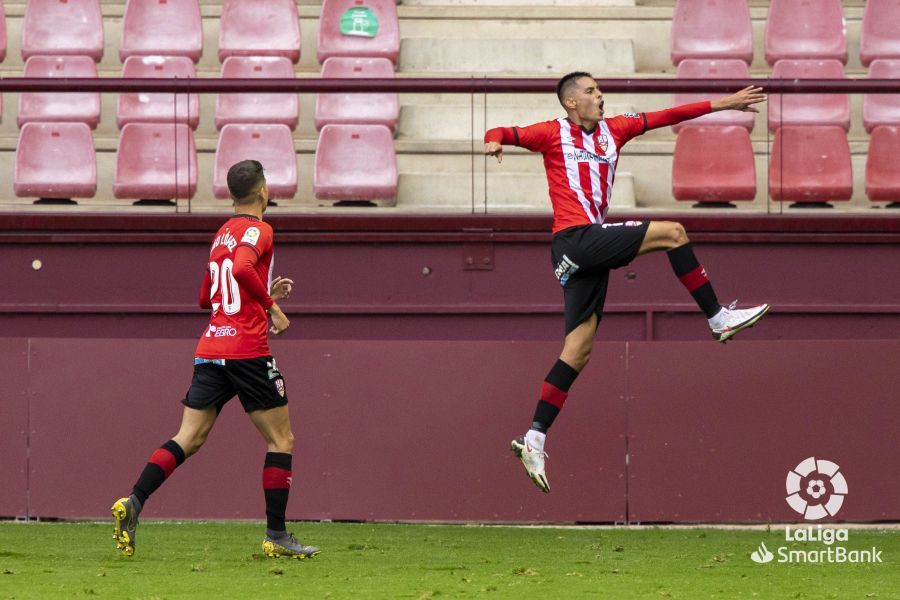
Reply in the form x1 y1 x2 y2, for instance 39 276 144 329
672 126 755 203
114 123 197 200
314 124 397 202
21 0 103 62
120 0 202 63
15 123 97 199
765 0 847 65
670 0 752 65
0 1 7 63
215 57 298 131
672 59 753 132
218 0 300 64
768 59 849 132
118 56 199 130
865 126 900 203
769 126 852 203
214 125 297 200
315 57 399 131
863 59 900 133
861 0 900 67
318 0 400 65
18 56 100 129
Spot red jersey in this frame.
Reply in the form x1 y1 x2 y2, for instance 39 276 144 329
194 215 276 359
485 102 711 234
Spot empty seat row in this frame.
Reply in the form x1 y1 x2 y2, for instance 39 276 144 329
14 123 398 204
672 0 900 66
672 125 900 205
1 0 399 65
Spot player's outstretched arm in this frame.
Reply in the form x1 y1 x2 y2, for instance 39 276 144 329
483 122 552 163
710 85 766 113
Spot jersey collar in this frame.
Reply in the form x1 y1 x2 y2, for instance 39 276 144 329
232 213 261 221
565 117 599 135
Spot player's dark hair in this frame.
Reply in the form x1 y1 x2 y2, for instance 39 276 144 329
227 160 266 203
556 71 594 107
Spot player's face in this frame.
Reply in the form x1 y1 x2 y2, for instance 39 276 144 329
573 78 604 122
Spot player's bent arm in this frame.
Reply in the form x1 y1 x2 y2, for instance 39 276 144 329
198 268 213 310
232 246 275 311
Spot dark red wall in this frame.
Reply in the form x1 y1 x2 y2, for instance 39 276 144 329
1 214 898 522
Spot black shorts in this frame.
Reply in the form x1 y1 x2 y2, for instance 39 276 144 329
182 356 288 413
551 221 650 334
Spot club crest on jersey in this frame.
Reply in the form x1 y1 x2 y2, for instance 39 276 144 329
597 133 609 154
555 255 580 287
241 227 261 246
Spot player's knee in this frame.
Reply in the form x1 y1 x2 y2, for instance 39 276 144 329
271 431 294 454
670 222 689 246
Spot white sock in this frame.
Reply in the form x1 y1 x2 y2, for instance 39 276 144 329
526 429 546 452
708 306 726 329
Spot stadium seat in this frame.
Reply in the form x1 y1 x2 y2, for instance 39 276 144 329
120 0 202 63
314 124 397 202
768 126 852 203
315 57 399 131
15 123 97 199
114 123 197 200
215 57 298 131
672 126 755 203
17 56 100 129
318 0 400 65
670 0 752 65
21 0 103 62
863 59 900 133
765 0 847 65
218 0 300 64
214 125 297 199
860 0 900 67
768 59 850 132
117 56 199 130
865 126 900 203
672 59 753 132
0 1 7 63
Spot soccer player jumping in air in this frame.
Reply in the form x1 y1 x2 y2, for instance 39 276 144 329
111 160 319 559
484 72 770 493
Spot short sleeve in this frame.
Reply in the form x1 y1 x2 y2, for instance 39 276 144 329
604 113 647 147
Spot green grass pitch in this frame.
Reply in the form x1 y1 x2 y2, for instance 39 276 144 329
0 522 897 599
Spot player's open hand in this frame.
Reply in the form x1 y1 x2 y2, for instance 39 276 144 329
712 86 766 113
484 141 503 164
270 276 294 302
268 304 290 336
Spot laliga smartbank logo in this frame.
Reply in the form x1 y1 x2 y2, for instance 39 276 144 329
750 457 883 565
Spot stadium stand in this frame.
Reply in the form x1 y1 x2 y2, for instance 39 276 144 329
113 123 197 201
860 0 900 67
768 59 850 132
117 56 199 130
119 0 203 63
215 56 299 131
21 0 103 62
672 125 755 204
769 126 852 204
314 124 397 203
218 0 301 64
315 57 399 131
865 125 900 203
214 124 297 200
765 0 848 65
863 59 900 133
15 122 96 200
672 59 754 132
18 55 100 129
317 0 400 65
670 0 752 65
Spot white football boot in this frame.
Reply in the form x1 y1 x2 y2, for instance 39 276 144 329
710 301 771 343
510 436 550 493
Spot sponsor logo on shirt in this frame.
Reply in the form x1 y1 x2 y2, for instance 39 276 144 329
622 112 641 119
564 149 610 164
241 227 261 246
554 254 580 287
205 324 238 338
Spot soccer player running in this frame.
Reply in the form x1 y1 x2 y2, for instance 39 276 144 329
484 72 770 493
111 160 319 559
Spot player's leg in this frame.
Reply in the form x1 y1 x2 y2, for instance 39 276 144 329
248 405 320 559
638 221 770 342
112 405 218 556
